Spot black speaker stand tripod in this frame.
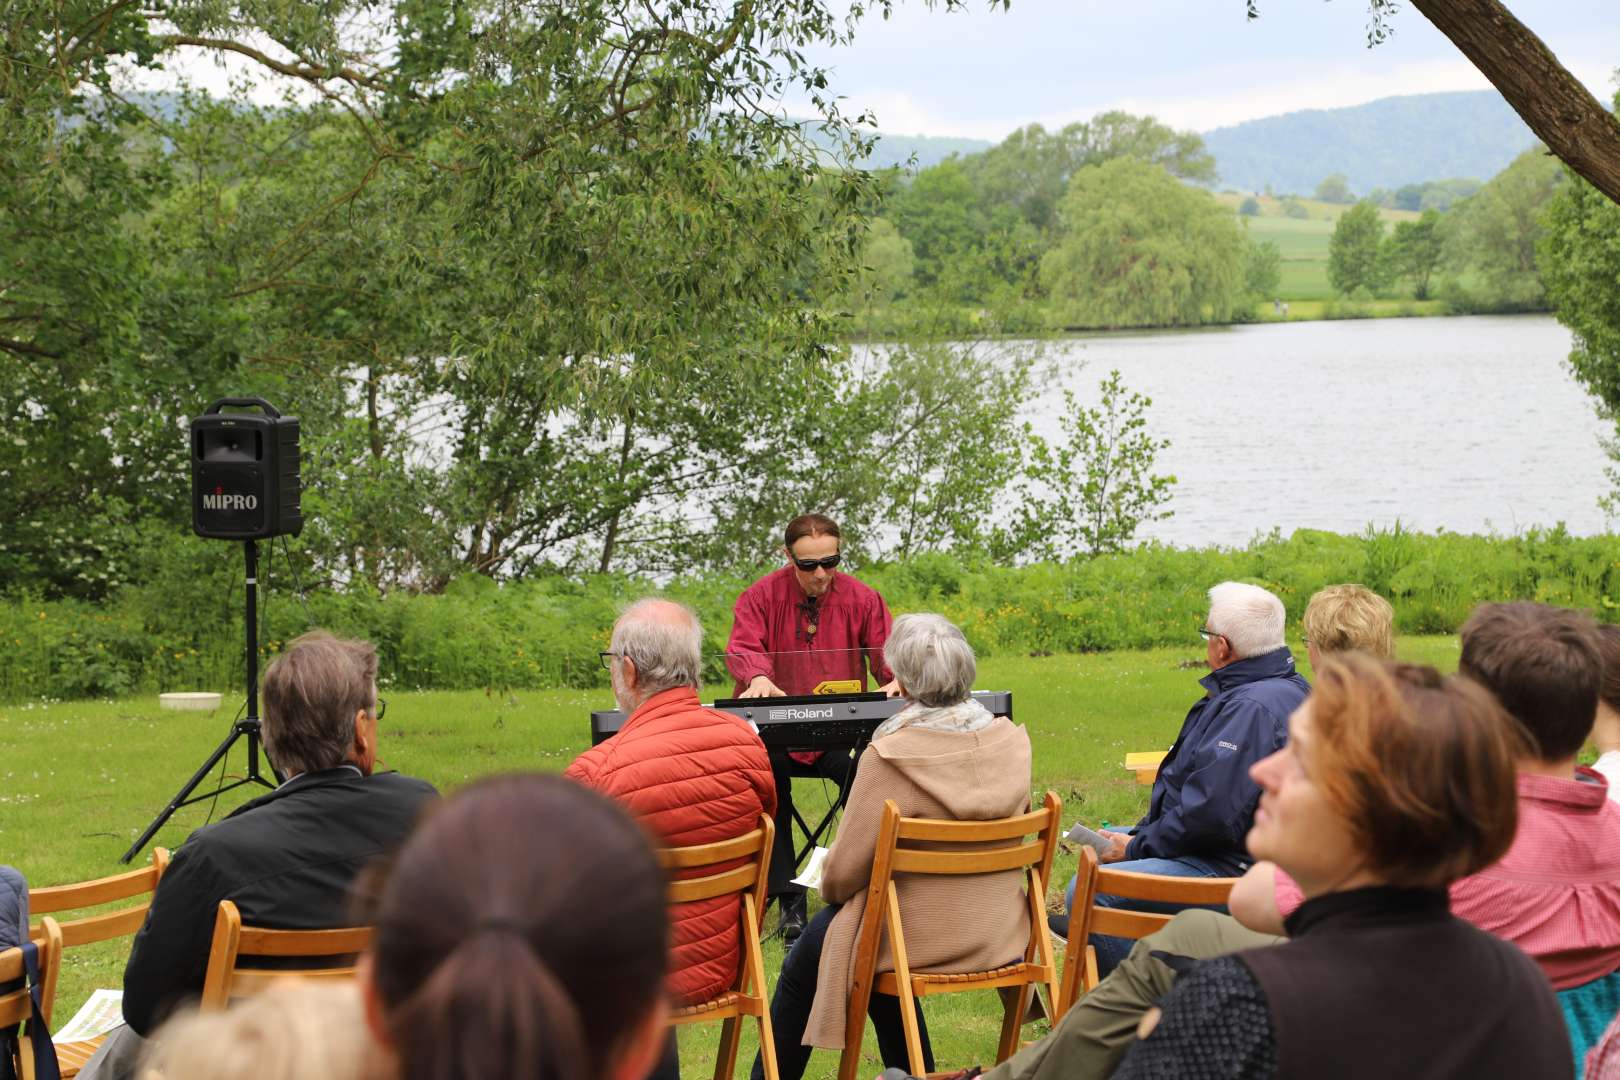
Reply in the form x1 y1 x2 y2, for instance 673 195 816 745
122 540 277 863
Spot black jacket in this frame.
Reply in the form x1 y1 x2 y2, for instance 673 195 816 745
121 767 437 1034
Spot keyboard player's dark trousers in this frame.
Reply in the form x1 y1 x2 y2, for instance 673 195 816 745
768 748 855 902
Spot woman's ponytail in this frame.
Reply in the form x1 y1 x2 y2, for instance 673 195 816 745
367 775 669 1080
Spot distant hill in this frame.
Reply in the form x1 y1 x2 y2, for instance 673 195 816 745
1202 90 1538 196
858 132 992 170
801 124 991 171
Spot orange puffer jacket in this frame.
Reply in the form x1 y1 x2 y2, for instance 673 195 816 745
566 686 777 1004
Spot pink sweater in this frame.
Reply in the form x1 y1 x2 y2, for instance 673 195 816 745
1275 769 1620 990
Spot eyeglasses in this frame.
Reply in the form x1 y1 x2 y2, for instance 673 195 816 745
1198 627 1226 642
791 553 841 572
373 697 387 722
598 650 620 671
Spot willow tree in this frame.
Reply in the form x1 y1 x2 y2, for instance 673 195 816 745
3 1 985 590
1041 158 1246 328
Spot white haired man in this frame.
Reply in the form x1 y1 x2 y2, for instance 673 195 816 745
1052 582 1309 979
568 598 775 1080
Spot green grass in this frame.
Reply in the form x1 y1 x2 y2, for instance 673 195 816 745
5 637 1464 1077
1217 194 1426 305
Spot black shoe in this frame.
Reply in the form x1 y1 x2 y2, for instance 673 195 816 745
780 893 807 944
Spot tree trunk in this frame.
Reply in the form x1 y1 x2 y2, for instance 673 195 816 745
1411 0 1620 205
597 415 636 574
366 367 383 459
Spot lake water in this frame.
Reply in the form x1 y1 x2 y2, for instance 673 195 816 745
1025 314 1613 548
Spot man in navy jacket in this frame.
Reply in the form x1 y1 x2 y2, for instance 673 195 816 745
1056 582 1309 977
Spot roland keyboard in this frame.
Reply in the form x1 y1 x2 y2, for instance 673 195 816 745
588 690 1013 750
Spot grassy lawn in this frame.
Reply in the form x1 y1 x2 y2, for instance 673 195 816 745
3 635 1463 1078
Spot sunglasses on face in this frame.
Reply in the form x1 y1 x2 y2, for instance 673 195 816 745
792 553 841 572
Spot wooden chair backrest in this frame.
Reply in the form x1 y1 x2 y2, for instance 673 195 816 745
30 848 170 949
852 791 1063 988
658 818 773 912
1058 846 1240 1015
199 901 373 1011
1089 849 1238 939
657 816 779 1079
0 917 61 1035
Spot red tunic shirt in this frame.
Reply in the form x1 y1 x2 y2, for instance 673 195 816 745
724 565 894 698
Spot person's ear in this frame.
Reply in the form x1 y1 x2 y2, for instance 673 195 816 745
609 997 670 1080
357 952 393 1050
621 656 639 692
352 707 373 760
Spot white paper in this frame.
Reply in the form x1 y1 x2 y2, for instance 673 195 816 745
53 988 124 1043
1065 821 1117 856
790 846 831 891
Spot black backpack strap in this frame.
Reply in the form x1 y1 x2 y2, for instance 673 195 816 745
18 942 59 1080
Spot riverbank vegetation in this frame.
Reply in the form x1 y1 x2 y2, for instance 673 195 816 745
852 120 1565 334
3 527 1614 704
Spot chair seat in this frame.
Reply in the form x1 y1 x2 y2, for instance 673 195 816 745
877 962 1052 996
672 992 741 1019
56 1036 104 1078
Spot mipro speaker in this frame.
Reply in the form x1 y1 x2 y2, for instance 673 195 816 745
190 397 303 540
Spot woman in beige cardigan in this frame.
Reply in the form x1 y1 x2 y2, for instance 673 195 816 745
749 613 1034 1080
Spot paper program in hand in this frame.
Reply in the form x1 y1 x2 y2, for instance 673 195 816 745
790 846 830 892
1066 821 1118 856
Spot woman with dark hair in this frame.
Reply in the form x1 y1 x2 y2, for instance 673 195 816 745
359 774 671 1080
1112 656 1573 1079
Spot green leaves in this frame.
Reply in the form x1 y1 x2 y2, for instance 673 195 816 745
1326 200 1388 296
1000 370 1176 560
1040 157 1245 328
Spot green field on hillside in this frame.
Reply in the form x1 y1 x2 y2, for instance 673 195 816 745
5 637 1467 1077
1213 193 1424 309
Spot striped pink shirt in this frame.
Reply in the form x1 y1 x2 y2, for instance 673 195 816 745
1276 768 1620 990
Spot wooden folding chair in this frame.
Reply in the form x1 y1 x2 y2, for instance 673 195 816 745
199 900 372 1010
1056 846 1239 1017
28 848 169 1077
2 917 62 1080
659 814 777 1080
837 792 1064 1080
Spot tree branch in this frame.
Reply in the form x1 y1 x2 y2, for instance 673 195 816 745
1411 0 1620 205
156 34 392 94
0 337 61 358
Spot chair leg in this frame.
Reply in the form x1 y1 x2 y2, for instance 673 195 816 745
714 1017 741 1080
893 984 928 1077
835 1015 868 1080
754 1010 780 1080
996 985 1027 1063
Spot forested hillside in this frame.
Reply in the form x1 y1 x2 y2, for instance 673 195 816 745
1202 90 1537 195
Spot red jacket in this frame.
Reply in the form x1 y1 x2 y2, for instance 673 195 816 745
566 686 776 1004
725 566 894 697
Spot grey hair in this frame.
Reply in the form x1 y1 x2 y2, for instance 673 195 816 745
1207 582 1287 659
884 613 976 708
611 598 703 696
260 631 375 776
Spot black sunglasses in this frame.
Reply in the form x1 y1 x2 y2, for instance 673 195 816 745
791 553 841 572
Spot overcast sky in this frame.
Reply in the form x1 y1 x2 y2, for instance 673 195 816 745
126 2 1620 140
788 1 1620 138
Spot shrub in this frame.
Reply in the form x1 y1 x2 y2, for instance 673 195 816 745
1 528 1616 701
